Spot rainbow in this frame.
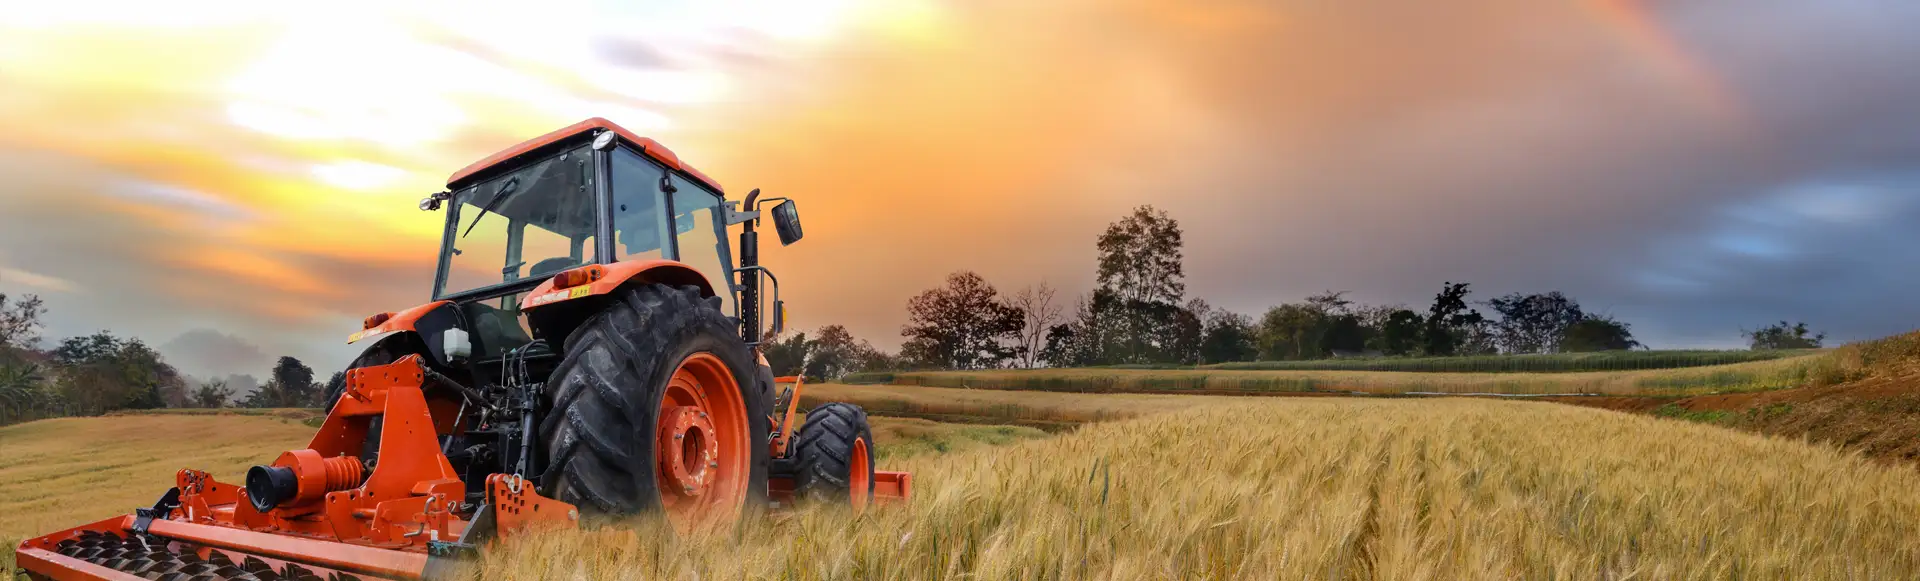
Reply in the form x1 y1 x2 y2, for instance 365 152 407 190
1586 0 1748 122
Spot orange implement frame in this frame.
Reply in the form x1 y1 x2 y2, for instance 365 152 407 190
12 356 580 581
770 375 807 458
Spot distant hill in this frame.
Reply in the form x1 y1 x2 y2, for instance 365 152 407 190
157 328 272 382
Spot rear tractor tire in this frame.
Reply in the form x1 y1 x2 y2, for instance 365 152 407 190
781 402 876 509
538 284 770 531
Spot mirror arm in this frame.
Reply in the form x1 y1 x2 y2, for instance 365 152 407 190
722 201 761 226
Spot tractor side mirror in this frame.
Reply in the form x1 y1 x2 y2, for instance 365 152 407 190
771 200 803 246
771 300 787 336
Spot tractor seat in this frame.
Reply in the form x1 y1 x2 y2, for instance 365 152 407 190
529 256 580 278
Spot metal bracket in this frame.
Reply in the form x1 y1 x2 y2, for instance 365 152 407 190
132 487 182 535
723 201 762 226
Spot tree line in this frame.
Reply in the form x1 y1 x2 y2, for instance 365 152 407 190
3 204 1837 412
764 205 1830 377
0 293 338 425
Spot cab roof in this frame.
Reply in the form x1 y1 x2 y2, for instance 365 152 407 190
445 117 725 194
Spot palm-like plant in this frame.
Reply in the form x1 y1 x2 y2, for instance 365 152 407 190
0 361 49 422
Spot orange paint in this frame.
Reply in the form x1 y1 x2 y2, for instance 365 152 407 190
446 117 727 194
486 474 579 541
770 375 806 458
655 352 752 532
348 300 451 344
518 259 714 311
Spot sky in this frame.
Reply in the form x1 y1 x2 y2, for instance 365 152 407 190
1 0 1918 378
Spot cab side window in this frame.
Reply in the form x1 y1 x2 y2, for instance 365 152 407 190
610 149 668 260
671 182 734 314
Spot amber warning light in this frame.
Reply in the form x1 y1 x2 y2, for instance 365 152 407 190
552 265 605 290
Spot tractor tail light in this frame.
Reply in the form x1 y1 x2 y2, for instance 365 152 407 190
363 312 394 330
553 265 605 290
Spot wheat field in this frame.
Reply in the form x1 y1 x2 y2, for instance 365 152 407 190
9 398 1920 579
0 410 1038 574
472 398 1920 580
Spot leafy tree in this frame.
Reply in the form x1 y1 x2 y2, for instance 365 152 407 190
762 332 810 377
241 383 280 408
246 356 316 408
1486 292 1586 354
806 325 875 380
1422 282 1485 356
1304 291 1353 316
1198 310 1259 364
1164 298 1209 365
0 293 46 351
51 332 184 412
1257 303 1327 360
1097 206 1185 307
1320 315 1369 355
851 347 905 373
273 356 317 407
900 271 1023 370
192 379 233 408
1744 321 1826 350
1376 309 1425 356
1457 321 1502 356
1561 316 1641 352
1094 206 1191 364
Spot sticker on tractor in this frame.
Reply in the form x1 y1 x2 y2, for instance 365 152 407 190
531 286 592 306
347 327 395 344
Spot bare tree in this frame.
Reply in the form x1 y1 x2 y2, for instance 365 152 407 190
1009 282 1063 368
0 293 47 352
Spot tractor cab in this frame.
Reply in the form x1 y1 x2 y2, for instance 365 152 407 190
418 119 800 363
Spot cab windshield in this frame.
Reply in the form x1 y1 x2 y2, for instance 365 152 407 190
436 146 599 298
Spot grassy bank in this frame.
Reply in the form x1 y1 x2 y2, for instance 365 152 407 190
802 382 1231 428
473 399 1920 580
841 353 1840 396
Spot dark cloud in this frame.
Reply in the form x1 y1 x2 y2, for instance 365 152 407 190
1067 0 1920 347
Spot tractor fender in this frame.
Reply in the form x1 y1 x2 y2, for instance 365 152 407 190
519 259 715 311
347 300 455 345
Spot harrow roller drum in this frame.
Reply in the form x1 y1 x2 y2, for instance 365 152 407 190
47 530 361 581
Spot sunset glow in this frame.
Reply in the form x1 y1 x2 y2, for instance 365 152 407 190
4 0 1914 370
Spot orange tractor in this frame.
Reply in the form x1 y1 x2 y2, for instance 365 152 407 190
15 119 909 581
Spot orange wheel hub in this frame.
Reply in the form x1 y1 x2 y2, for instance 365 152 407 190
655 352 749 531
850 438 871 511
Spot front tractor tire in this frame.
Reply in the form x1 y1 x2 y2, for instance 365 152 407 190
781 402 877 509
539 284 770 531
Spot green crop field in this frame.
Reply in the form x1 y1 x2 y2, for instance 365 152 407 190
1197 349 1816 372
841 353 1835 396
843 350 1817 383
